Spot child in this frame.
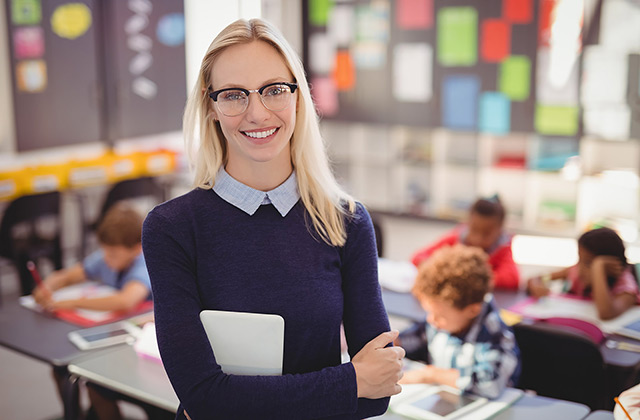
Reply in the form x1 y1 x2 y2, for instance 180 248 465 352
411 196 519 290
33 202 153 420
527 227 639 320
399 244 521 399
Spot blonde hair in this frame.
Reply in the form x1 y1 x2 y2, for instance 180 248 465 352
412 244 492 309
183 18 355 246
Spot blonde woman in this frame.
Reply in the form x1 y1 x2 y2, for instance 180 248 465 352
142 18 404 419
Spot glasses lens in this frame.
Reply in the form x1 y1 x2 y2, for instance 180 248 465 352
217 90 248 116
261 84 293 111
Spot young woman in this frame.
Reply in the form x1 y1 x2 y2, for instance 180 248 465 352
142 19 404 419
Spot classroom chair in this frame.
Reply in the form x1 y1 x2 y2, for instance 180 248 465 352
80 177 166 258
0 191 63 298
513 321 607 410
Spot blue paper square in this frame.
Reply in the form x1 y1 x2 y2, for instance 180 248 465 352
479 92 511 134
442 75 480 130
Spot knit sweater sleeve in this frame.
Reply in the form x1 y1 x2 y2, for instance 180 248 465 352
341 203 392 417
142 202 388 419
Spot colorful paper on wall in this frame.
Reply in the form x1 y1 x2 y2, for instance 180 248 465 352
356 2 390 42
309 33 336 75
479 92 511 134
13 26 44 59
584 106 631 140
353 41 386 69
535 104 579 136
581 47 628 106
311 77 339 117
600 0 640 54
393 43 432 103
437 7 477 67
328 5 354 47
309 0 333 26
503 0 533 23
156 13 185 46
499 56 531 101
16 60 47 92
442 75 480 130
537 48 579 105
332 51 356 91
396 0 433 29
51 3 92 40
481 20 510 63
11 0 41 25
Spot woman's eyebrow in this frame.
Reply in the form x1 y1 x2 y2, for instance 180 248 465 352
214 77 292 90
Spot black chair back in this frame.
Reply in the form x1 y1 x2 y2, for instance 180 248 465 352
513 321 607 410
0 191 63 295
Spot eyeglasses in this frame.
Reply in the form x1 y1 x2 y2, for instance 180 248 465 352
208 82 298 117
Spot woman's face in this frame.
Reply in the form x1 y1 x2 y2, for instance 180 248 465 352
210 40 297 175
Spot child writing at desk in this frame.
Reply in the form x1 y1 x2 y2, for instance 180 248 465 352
33 203 153 420
398 244 521 399
526 227 639 320
410 196 520 290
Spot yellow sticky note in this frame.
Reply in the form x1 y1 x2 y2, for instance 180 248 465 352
499 309 523 327
51 3 92 40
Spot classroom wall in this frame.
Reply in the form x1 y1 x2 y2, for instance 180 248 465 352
0 3 16 154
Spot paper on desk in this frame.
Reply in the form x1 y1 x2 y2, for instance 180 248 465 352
378 259 417 293
20 282 119 323
134 322 162 363
509 295 640 334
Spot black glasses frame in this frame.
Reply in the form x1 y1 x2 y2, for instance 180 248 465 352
208 82 298 102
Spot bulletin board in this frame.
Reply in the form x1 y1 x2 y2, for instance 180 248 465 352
302 0 597 138
5 0 186 151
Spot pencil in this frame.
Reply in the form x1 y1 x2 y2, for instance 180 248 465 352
26 261 43 288
615 397 633 420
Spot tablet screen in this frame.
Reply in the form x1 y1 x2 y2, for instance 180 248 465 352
81 328 131 342
409 390 478 416
624 319 640 332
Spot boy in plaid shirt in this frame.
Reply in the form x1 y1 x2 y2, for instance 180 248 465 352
398 244 521 399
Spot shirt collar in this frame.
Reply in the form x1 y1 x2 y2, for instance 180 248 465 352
213 167 300 217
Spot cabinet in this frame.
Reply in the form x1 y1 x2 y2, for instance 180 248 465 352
322 121 640 239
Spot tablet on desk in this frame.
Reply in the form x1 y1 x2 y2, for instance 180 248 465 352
615 318 640 341
199 310 284 376
391 385 488 420
68 321 141 350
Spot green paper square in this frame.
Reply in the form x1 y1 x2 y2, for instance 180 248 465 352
535 105 579 136
11 0 41 25
499 56 531 101
437 7 477 67
309 0 333 26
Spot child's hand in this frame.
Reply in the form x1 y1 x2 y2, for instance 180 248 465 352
48 299 80 311
399 365 434 384
32 284 53 307
527 277 550 298
592 256 623 278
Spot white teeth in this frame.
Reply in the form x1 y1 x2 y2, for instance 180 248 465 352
243 128 277 139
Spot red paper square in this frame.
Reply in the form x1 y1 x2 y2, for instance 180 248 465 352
504 0 533 24
481 20 511 62
396 0 433 29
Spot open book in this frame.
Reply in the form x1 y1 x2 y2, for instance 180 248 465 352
20 282 153 327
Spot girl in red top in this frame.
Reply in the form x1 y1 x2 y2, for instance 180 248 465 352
411 196 520 290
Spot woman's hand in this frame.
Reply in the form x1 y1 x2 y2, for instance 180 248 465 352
352 330 405 399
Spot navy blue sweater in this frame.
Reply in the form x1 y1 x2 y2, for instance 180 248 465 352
142 188 391 419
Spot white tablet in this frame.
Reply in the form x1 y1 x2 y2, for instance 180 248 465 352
199 310 284 376
68 321 141 350
615 318 640 341
391 385 487 420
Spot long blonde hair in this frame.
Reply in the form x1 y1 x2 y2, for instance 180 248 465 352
183 18 355 246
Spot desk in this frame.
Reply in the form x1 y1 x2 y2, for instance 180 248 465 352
371 393 590 420
0 298 141 420
68 344 179 413
584 411 615 420
381 288 640 409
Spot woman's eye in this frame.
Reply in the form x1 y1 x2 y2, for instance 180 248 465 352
265 86 286 96
222 91 245 101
